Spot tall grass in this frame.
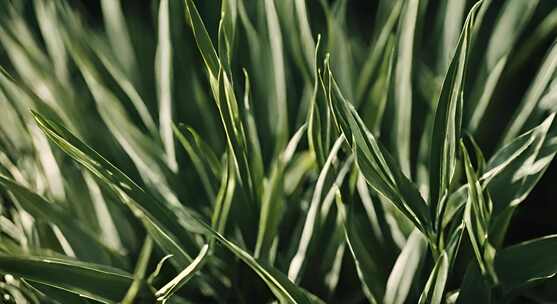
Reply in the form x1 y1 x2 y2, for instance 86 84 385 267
0 0 557 303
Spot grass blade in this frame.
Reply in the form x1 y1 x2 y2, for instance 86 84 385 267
156 0 177 172
0 254 146 304
384 230 427 304
418 252 448 304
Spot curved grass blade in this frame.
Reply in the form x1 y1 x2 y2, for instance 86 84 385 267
328 70 432 237
461 142 497 284
31 111 200 268
156 244 209 303
467 0 539 132
495 235 557 292
174 124 219 202
418 252 448 304
121 237 153 304
197 220 320 304
429 1 479 231
383 230 427 304
501 39 557 145
0 175 116 265
0 254 147 304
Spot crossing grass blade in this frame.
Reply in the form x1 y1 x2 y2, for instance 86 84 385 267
31 111 200 268
0 254 149 304
429 1 479 233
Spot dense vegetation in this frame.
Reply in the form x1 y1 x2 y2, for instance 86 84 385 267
0 0 557 303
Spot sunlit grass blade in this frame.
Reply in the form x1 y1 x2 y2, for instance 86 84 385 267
288 136 343 281
156 244 209 303
0 175 116 265
383 230 427 304
31 111 200 267
265 0 289 153
501 39 557 145
255 125 306 261
461 142 497 284
389 0 419 176
418 252 448 304
0 254 151 304
429 1 479 234
467 0 539 132
156 0 177 172
100 0 137 78
328 68 432 237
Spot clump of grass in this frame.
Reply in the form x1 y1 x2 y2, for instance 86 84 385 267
0 0 557 303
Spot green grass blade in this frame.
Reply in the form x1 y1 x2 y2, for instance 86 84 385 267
429 1 479 228
31 111 199 268
265 0 288 153
501 39 557 145
0 175 116 265
122 237 153 304
183 0 220 77
255 125 306 261
174 124 219 202
390 0 419 176
467 0 539 132
383 230 427 304
461 142 497 284
156 244 209 303
0 254 145 304
328 70 432 236
418 252 448 304
100 0 137 78
197 221 320 304
495 235 557 292
156 0 177 172
288 136 343 282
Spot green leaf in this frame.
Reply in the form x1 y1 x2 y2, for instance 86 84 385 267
456 263 491 304
484 113 557 213
383 230 427 304
418 252 448 304
199 220 321 304
461 141 497 284
495 235 557 292
0 254 146 304
122 237 153 304
183 0 220 77
501 39 557 145
156 244 209 303
0 174 116 265
288 136 345 281
264 0 288 153
329 71 432 236
467 0 539 132
429 1 479 228
100 0 137 78
156 0 177 172
31 111 200 268
389 0 419 176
